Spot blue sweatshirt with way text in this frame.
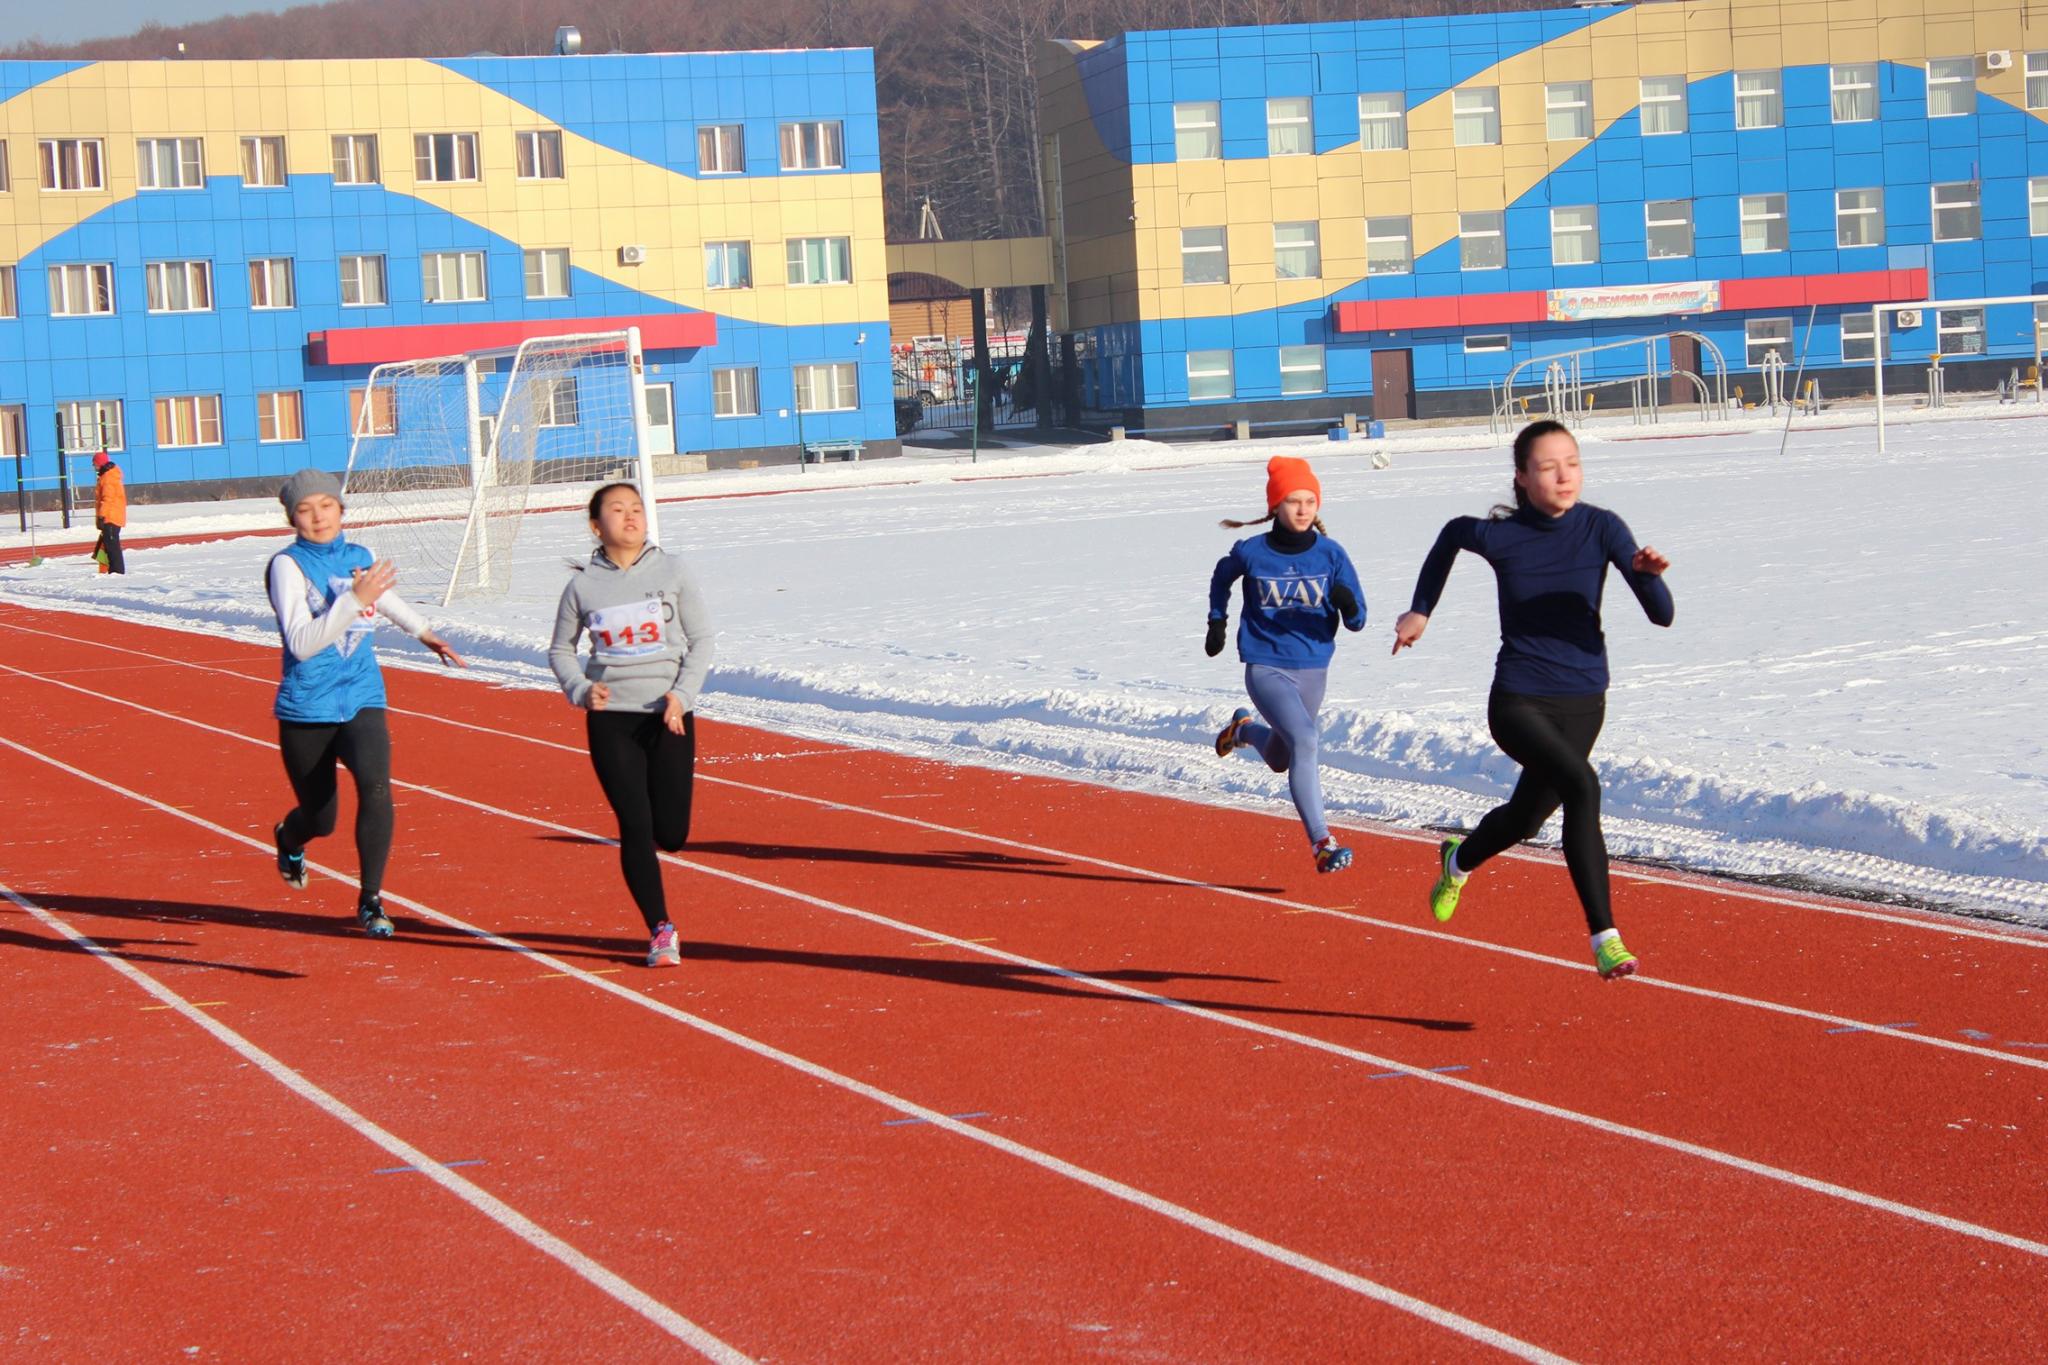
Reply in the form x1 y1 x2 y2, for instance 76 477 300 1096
1209 530 1367 669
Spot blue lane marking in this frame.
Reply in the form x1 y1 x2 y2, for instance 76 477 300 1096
883 1111 991 1127
1368 1064 1469 1080
1825 1021 1918 1035
1959 1028 1995 1040
375 1159 486 1174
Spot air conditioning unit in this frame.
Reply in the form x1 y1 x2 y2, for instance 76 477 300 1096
1894 309 1923 329
618 244 647 266
1986 50 2013 71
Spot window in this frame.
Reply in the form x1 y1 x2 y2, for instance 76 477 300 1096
1459 211 1504 271
1186 350 1233 401
1453 88 1500 146
1464 335 1510 354
1365 216 1411 274
524 247 571 299
0 142 8 192
145 260 212 313
536 377 579 427
1937 307 1985 355
1736 70 1782 129
2029 52 2048 110
138 137 205 190
1931 181 1980 241
339 254 387 307
1926 57 1975 118
1645 200 1693 258
331 135 379 185
779 121 843 170
1174 102 1220 161
697 124 743 174
704 240 753 290
1745 317 1791 368
349 387 398 437
2036 302 2048 343
1640 76 1687 135
1273 222 1320 279
48 263 113 315
0 265 14 319
1278 345 1325 395
713 366 759 417
1836 188 1884 247
2031 178 2048 236
1740 193 1787 254
1840 311 1886 363
57 399 123 453
39 138 105 190
793 362 858 411
240 136 286 187
1546 82 1591 140
1357 92 1406 151
247 258 295 310
414 133 480 183
1181 227 1227 285
786 236 852 286
515 129 565 180
422 251 487 302
1831 64 1877 122
1550 205 1599 265
0 406 22 458
258 391 304 443
154 394 223 448
1267 97 1312 156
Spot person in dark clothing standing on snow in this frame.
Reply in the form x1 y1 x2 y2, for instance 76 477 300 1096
93 451 126 574
1393 420 1673 980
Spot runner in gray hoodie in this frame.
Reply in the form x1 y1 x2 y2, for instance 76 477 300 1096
549 481 716 967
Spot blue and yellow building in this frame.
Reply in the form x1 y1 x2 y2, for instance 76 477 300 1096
1 49 894 499
1038 0 2048 424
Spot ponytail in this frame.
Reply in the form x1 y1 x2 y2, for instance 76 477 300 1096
1220 512 1329 534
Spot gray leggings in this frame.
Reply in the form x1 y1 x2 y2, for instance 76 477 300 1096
1239 664 1330 845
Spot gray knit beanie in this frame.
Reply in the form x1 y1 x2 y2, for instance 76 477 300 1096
279 468 344 511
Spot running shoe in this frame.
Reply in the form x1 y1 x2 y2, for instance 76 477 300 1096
1214 707 1254 758
1313 836 1353 874
647 921 682 968
274 822 307 891
1594 934 1638 980
1428 837 1468 924
357 896 394 940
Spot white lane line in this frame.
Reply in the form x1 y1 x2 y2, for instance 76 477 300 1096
4 613 2040 949
0 738 1570 1364
0 877 751 1365
9 702 2048 1269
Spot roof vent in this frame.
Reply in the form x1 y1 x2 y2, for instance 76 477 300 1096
554 26 582 56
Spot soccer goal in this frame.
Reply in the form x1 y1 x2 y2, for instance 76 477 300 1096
342 327 660 605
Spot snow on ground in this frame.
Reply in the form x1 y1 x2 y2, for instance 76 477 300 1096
5 406 2045 924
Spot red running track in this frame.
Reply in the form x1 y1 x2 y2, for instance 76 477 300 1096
2 602 2045 1361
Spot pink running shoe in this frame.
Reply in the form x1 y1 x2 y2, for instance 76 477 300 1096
646 921 681 968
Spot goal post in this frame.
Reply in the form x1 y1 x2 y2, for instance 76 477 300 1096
1872 293 2048 451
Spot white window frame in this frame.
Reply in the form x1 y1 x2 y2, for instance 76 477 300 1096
698 124 744 174
1830 64 1877 123
1459 211 1505 271
1357 92 1407 151
1645 199 1694 259
1926 57 1975 118
1278 344 1325 395
1550 204 1599 266
0 405 23 458
515 129 565 180
536 376 579 427
793 361 859 412
339 254 387 307
704 240 753 290
2030 178 2048 237
145 260 212 313
778 121 844 171
39 138 105 191
1266 97 1313 156
1736 70 1782 129
713 366 760 418
1931 181 1980 242
257 390 304 444
0 142 8 194
1273 221 1320 280
1745 317 1792 368
0 264 14 319
1365 216 1412 275
1840 311 1886 363
1464 334 1510 354
240 135 286 187
247 257 295 310
1173 102 1221 161
1186 349 1234 402
1836 188 1884 247
421 251 487 303
2028 52 2048 111
137 137 206 191
1740 193 1787 254
155 394 223 449
1640 76 1687 135
48 263 114 316
331 134 379 185
1937 307 1985 355
58 399 123 453
413 132 480 184
523 247 571 299
1546 82 1591 141
1453 87 1501 146
785 236 852 286
349 387 398 437
1180 227 1228 285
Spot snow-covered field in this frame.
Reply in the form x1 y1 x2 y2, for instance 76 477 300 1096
6 409 2045 924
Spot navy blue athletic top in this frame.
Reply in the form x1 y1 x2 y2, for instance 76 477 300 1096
1409 501 1673 696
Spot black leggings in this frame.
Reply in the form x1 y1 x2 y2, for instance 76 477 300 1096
1456 689 1613 935
587 709 697 932
277 709 393 901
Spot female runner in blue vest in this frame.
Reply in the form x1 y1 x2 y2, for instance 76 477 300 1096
266 469 466 937
1207 456 1368 874
1393 420 1673 979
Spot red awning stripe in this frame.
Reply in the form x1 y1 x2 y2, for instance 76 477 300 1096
308 312 718 367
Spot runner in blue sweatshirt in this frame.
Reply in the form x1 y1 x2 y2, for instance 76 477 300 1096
1393 420 1673 979
266 468 466 938
1208 456 1367 873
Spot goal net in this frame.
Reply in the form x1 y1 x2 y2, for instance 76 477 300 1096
341 328 657 605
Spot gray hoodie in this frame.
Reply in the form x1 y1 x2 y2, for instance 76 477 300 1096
549 544 715 713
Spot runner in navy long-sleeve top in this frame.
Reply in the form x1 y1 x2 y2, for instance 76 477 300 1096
1392 420 1673 979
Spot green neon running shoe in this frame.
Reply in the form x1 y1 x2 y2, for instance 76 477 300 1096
1428 838 1467 923
1594 934 1638 980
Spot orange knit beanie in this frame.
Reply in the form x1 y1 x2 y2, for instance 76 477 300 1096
1264 456 1321 512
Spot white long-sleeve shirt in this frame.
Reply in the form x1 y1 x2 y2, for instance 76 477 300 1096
266 554 429 662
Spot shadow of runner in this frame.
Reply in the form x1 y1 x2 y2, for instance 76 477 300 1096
0 920 305 980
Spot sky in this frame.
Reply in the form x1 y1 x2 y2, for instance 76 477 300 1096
6 0 294 48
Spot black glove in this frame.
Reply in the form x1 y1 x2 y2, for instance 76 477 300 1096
1330 582 1358 620
1204 617 1227 657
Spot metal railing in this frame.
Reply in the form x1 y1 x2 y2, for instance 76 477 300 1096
1490 330 1730 436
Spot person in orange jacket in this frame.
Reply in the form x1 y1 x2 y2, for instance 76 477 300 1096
92 451 126 574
